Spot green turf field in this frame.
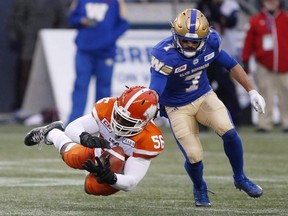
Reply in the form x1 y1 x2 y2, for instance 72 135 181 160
0 124 287 216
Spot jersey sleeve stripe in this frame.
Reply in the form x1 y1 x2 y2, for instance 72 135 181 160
158 69 170 76
106 149 125 161
92 107 99 120
133 148 161 156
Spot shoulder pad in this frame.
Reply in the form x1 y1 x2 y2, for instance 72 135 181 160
93 97 116 121
132 123 164 159
207 29 222 51
151 37 175 75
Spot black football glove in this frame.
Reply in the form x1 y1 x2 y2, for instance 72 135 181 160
79 132 111 149
82 157 117 185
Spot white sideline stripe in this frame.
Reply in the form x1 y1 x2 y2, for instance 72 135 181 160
0 177 83 187
1 174 287 188
0 159 61 165
157 174 288 183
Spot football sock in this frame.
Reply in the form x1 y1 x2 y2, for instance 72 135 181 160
222 129 245 181
184 160 206 189
47 129 73 152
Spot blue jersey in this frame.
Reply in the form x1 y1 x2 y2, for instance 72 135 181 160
68 0 129 56
149 29 238 107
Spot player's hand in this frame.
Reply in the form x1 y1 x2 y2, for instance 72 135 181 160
80 17 97 27
79 132 111 149
248 90 266 114
82 157 117 185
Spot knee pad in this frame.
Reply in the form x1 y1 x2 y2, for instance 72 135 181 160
63 144 95 169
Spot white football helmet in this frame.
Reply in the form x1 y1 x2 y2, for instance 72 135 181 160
171 8 210 58
111 86 158 137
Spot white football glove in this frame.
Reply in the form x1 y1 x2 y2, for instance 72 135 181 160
248 90 266 114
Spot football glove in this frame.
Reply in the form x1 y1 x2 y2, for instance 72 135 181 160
82 157 117 185
79 132 111 149
248 90 266 114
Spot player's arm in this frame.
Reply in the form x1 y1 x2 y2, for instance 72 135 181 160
214 49 265 113
149 56 171 97
214 48 253 91
112 156 151 192
230 63 266 114
67 0 84 27
215 49 255 92
230 64 253 92
65 113 100 144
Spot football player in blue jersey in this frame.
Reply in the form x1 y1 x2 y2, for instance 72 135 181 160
149 8 266 207
67 0 129 123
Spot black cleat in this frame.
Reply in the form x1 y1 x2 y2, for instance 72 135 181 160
24 121 64 146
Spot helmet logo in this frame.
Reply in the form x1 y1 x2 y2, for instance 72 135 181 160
143 105 157 120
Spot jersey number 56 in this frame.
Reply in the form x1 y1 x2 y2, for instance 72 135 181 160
152 135 164 149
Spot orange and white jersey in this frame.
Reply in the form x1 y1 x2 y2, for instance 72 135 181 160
64 94 164 194
92 97 164 160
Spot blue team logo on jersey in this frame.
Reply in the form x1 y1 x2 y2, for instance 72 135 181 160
204 52 215 62
175 64 187 73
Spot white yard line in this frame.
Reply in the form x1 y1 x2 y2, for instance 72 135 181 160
0 177 83 187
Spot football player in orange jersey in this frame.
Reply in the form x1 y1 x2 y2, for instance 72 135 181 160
24 86 164 195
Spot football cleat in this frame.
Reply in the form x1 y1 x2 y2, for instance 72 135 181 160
234 177 263 198
193 185 211 207
24 121 64 146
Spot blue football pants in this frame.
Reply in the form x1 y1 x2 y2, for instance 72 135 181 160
68 50 113 123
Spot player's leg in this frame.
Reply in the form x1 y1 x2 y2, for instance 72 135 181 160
24 123 116 195
84 173 119 196
24 121 93 168
197 91 263 198
94 57 113 101
68 50 94 123
59 143 97 169
165 104 210 207
60 143 119 196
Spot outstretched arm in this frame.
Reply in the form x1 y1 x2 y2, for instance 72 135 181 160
230 63 253 92
65 114 100 143
112 157 151 192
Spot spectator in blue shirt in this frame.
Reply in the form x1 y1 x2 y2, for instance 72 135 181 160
67 0 129 123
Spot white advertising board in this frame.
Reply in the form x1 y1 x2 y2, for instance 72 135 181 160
20 29 170 124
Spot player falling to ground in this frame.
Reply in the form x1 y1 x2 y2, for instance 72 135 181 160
24 86 164 195
149 8 265 207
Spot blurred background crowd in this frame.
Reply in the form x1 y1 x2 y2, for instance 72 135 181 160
0 0 287 132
